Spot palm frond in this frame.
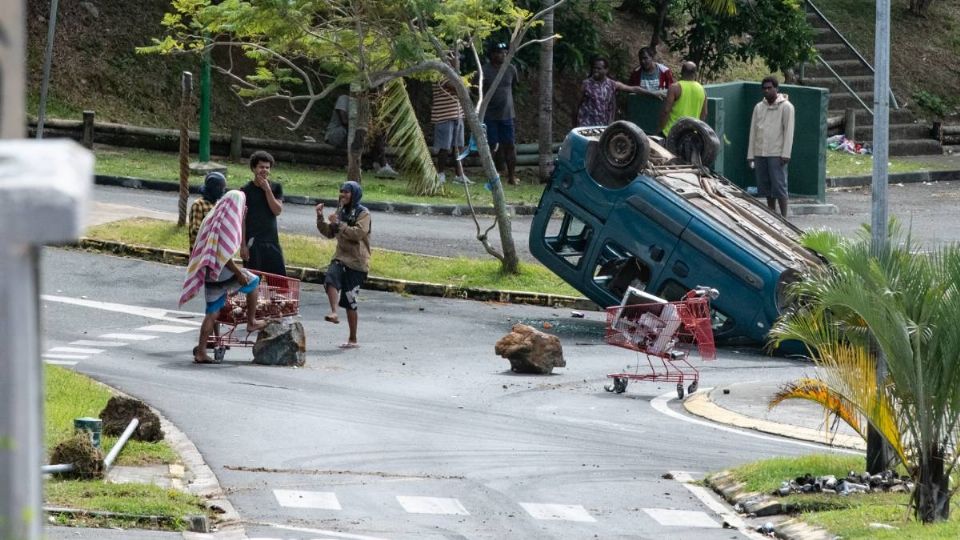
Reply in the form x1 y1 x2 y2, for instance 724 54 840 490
375 78 440 196
769 377 866 439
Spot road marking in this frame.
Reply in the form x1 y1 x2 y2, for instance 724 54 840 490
396 495 469 515
273 489 342 510
69 340 127 347
249 523 388 540
99 333 157 341
41 295 201 326
650 390 862 455
642 508 720 528
519 503 596 522
44 360 78 366
42 354 88 360
671 470 766 539
137 324 195 334
48 346 105 354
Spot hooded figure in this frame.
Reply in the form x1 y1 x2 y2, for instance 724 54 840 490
188 171 228 249
315 180 373 348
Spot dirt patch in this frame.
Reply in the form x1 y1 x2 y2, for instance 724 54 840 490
100 396 164 442
49 433 105 479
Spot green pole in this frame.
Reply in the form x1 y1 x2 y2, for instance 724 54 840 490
199 48 212 162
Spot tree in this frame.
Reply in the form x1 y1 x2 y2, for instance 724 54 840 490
909 0 935 16
770 223 960 523
142 0 566 274
537 0 555 182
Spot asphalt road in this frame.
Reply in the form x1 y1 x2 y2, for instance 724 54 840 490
41 248 850 540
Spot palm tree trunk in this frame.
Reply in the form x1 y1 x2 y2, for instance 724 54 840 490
537 0 555 183
914 446 952 522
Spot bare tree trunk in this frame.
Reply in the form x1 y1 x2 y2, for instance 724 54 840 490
650 0 671 48
537 0 555 183
346 83 363 182
909 0 933 16
177 72 192 227
914 446 952 522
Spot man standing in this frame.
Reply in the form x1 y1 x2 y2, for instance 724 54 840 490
481 42 520 185
628 46 673 97
747 76 795 217
316 181 371 349
658 61 707 137
241 150 286 276
432 52 470 185
574 56 649 127
324 91 398 178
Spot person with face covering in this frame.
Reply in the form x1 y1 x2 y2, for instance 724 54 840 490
315 181 371 349
181 190 267 363
188 171 227 250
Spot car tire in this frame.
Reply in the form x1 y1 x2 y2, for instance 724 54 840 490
666 117 720 167
589 121 650 188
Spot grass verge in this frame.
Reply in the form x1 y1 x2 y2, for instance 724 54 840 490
94 146 548 207
83 218 582 297
825 151 958 178
45 365 205 530
720 454 960 539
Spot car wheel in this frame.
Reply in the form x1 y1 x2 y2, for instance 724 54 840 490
589 121 650 188
666 117 720 167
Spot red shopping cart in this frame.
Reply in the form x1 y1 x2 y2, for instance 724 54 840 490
204 270 300 361
603 287 717 399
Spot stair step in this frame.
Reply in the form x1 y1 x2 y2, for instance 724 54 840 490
828 92 875 110
813 27 845 44
803 75 875 93
829 109 917 124
815 44 864 62
804 61 874 77
889 139 943 156
854 123 935 142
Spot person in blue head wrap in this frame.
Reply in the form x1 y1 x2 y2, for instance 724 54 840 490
316 180 371 348
188 171 227 250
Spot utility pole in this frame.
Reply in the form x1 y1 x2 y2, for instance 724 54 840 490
867 0 893 474
199 48 212 162
35 0 60 139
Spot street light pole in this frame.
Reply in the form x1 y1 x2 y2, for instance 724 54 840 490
867 0 893 474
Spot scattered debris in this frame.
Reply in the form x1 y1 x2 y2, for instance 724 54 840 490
495 323 566 374
49 433 104 479
773 470 913 497
570 311 585 318
100 396 163 442
252 321 306 366
661 472 674 480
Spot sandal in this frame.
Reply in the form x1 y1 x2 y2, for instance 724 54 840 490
338 342 360 349
324 314 340 324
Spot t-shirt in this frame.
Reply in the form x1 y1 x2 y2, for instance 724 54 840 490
241 180 283 245
326 94 349 133
431 82 463 123
628 63 673 91
481 62 518 121
577 77 617 127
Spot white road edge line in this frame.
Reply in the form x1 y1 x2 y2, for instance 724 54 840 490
251 523 389 540
671 470 767 539
43 360 78 366
41 295 201 326
650 389 862 455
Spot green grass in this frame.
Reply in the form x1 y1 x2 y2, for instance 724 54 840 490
45 365 176 465
84 218 582 297
825 151 958 178
45 481 205 530
721 454 960 538
94 147 547 207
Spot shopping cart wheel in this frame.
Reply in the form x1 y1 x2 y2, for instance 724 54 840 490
214 347 226 363
614 377 628 394
687 380 698 395
676 382 685 400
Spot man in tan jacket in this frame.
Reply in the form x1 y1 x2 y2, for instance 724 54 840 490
316 181 371 349
747 76 795 217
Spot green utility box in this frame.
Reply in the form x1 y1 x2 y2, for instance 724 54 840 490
627 82 828 202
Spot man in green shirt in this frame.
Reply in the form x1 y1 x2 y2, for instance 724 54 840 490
658 61 707 136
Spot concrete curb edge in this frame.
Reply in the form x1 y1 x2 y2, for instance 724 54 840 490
76 238 598 312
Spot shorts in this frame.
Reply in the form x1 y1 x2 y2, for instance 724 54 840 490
324 260 367 311
755 156 788 199
205 271 259 314
247 241 287 277
433 118 465 152
484 118 515 146
325 126 347 149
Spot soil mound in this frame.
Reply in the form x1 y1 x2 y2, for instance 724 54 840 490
49 433 105 479
100 396 164 442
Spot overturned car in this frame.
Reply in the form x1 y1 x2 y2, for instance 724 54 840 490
529 120 823 345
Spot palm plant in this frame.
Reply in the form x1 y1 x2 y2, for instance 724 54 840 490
769 222 960 522
375 78 441 195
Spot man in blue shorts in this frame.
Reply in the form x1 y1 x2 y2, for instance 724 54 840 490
481 42 519 185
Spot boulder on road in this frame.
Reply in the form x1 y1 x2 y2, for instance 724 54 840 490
495 323 566 374
253 321 306 366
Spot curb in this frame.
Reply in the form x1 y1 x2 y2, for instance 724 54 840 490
77 238 598 312
683 389 865 451
829 168 960 188
96 174 537 217
789 202 838 216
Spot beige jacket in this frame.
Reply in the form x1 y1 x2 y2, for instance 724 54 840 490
747 93 795 159
317 209 371 273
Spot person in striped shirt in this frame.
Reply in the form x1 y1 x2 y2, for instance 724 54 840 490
432 53 470 185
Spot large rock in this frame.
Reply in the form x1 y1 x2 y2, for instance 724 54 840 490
100 396 164 442
495 323 566 374
253 321 306 366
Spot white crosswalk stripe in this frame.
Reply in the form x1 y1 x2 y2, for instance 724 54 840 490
642 508 720 528
70 340 128 347
99 333 157 341
44 359 78 366
137 324 195 334
396 496 469 515
273 489 342 510
519 503 596 522
48 346 104 354
42 353 88 360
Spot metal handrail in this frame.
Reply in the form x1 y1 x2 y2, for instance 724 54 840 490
815 55 873 116
805 0 899 110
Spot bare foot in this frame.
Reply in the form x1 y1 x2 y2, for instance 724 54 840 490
194 354 216 364
247 319 267 332
324 313 340 324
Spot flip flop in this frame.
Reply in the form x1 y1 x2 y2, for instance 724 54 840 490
324 314 340 324
194 356 217 364
338 342 359 349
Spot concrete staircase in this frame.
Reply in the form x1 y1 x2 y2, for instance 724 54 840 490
800 3 942 156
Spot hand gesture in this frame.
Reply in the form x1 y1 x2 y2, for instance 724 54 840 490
328 211 340 225
315 203 325 219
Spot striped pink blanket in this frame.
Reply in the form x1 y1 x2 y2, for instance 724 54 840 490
179 190 245 306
